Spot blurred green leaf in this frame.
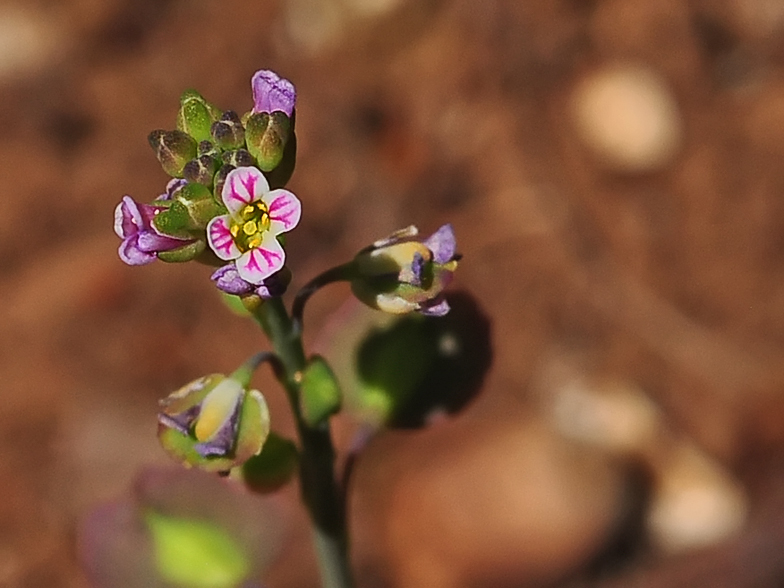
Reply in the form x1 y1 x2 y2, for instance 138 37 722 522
241 432 299 493
145 511 249 588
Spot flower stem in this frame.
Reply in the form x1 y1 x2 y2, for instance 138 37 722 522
250 297 354 588
291 262 356 335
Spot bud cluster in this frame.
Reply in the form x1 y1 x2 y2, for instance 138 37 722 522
114 69 299 297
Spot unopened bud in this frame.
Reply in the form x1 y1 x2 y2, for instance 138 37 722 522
183 154 218 186
148 130 198 178
211 110 245 151
245 112 291 172
222 149 254 168
176 90 221 143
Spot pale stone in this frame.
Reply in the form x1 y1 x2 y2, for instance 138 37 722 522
572 63 682 172
0 7 60 79
549 376 662 455
647 442 748 553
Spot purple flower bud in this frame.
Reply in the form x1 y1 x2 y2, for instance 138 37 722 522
351 224 460 316
211 264 292 299
114 196 192 266
251 70 296 117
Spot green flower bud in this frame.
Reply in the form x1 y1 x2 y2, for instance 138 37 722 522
264 132 297 189
177 89 222 143
300 356 342 426
351 225 459 316
211 110 246 151
183 154 219 186
245 111 291 172
157 374 271 473
152 182 224 236
148 129 198 178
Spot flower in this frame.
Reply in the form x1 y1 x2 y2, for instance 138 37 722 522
157 374 271 473
351 224 459 316
114 195 194 266
211 264 291 299
251 70 296 117
206 167 301 285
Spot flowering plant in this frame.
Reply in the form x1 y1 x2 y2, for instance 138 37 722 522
109 69 462 588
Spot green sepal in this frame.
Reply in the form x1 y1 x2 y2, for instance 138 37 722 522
264 132 297 189
156 239 205 263
152 200 193 239
148 129 198 178
177 182 224 229
300 356 342 426
245 112 291 172
240 432 299 493
145 511 249 588
177 89 221 143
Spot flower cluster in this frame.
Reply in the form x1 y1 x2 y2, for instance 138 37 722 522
114 70 300 299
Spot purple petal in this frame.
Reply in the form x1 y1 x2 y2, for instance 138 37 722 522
419 297 451 317
157 405 201 436
409 251 426 286
118 236 157 266
424 224 457 264
251 70 296 117
114 196 145 238
207 215 240 261
157 178 187 201
235 235 285 285
211 264 254 295
265 189 302 234
222 167 269 214
254 269 290 299
136 231 189 253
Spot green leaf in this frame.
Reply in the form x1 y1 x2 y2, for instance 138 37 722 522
241 432 299 493
300 356 342 426
145 511 249 588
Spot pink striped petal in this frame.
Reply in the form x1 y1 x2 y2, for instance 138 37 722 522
235 234 285 284
222 167 270 214
207 215 240 260
265 189 302 234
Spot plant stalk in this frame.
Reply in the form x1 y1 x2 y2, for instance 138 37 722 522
251 297 354 588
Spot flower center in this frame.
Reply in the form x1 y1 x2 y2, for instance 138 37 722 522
230 201 271 252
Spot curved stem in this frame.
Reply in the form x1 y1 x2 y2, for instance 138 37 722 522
291 263 355 336
229 351 284 387
250 297 354 588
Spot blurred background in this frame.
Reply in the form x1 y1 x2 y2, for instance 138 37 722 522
3 0 784 586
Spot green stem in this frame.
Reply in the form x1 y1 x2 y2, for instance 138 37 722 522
250 297 354 588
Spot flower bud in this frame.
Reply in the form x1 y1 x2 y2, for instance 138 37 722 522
211 110 245 151
183 154 219 186
251 70 296 117
351 224 460 316
157 374 271 473
222 148 255 168
300 356 342 426
245 111 291 172
152 182 224 236
114 195 196 265
177 89 221 143
148 129 198 178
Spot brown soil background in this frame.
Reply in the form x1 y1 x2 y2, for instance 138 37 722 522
3 0 784 586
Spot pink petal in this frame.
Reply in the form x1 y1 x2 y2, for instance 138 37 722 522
235 234 285 284
265 189 302 234
222 167 270 215
207 215 240 260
